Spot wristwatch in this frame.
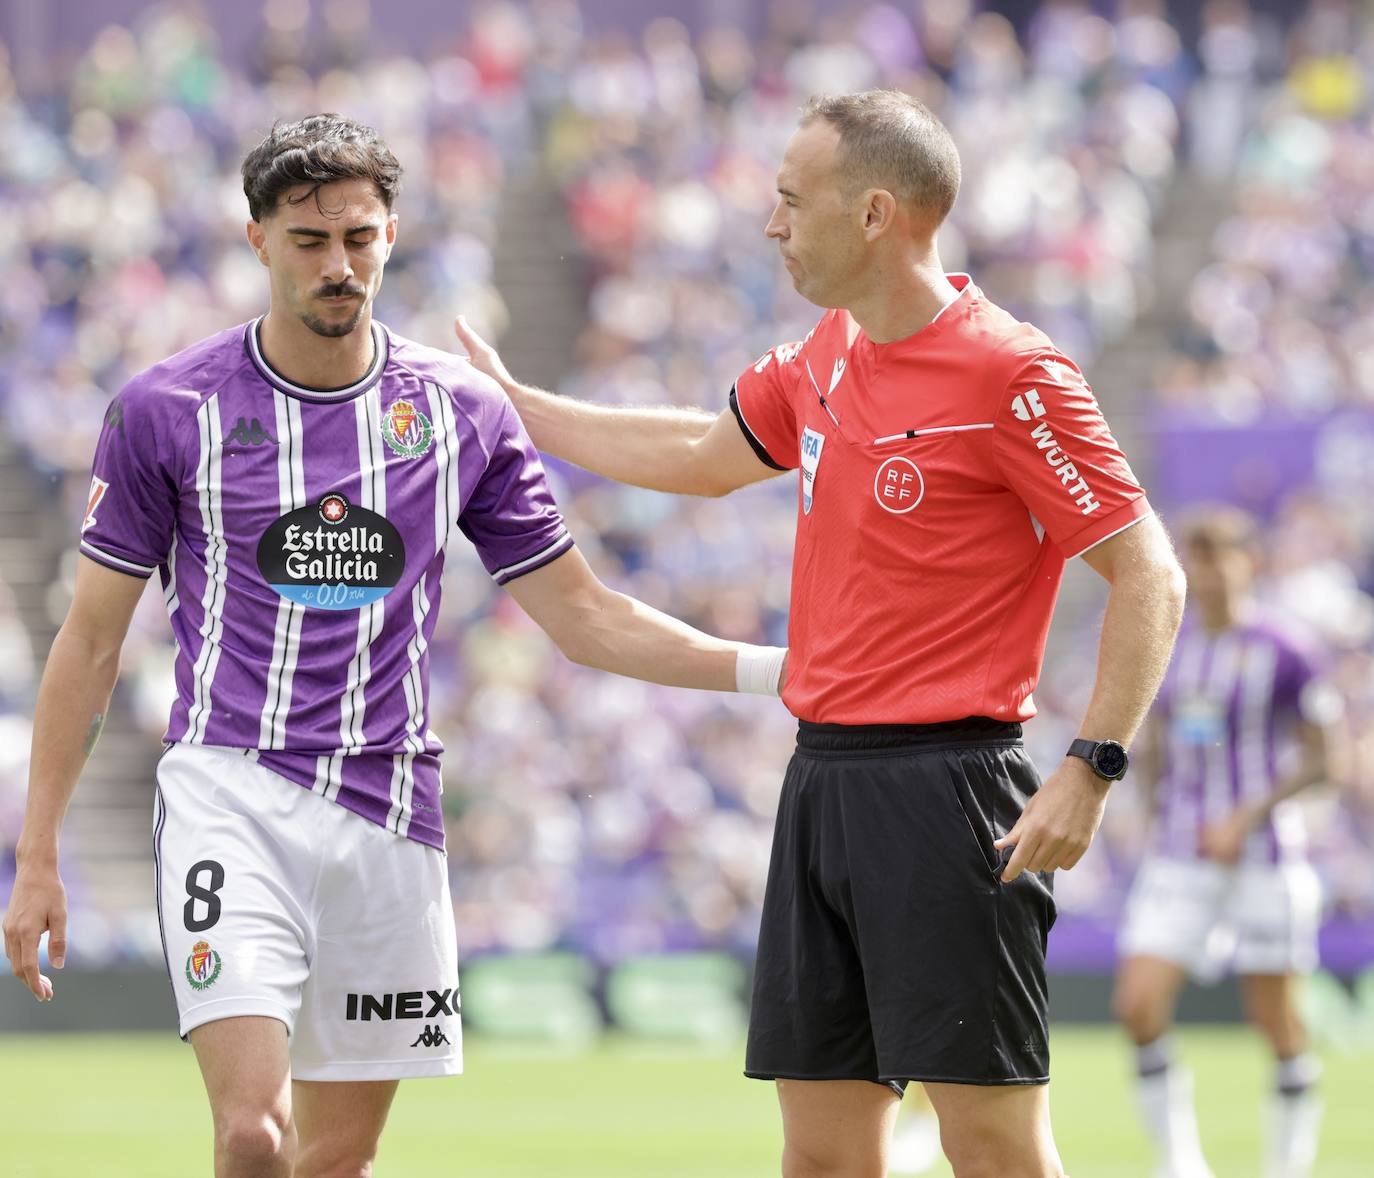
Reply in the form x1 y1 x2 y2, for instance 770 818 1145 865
1066 738 1129 782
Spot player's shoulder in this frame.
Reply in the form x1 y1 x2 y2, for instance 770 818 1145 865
384 326 511 429
111 323 255 452
1239 609 1325 664
118 322 254 418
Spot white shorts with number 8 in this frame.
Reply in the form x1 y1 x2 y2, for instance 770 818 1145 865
154 743 462 1080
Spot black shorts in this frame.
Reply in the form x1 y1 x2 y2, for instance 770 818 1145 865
744 718 1056 1091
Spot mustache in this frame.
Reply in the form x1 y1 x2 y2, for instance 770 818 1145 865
315 283 366 299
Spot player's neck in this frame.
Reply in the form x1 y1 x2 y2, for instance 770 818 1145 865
259 308 377 390
847 252 955 345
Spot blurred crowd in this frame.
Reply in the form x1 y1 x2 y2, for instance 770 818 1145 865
0 0 1370 969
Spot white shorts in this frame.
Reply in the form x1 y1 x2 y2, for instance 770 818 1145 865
1118 854 1322 981
154 743 462 1080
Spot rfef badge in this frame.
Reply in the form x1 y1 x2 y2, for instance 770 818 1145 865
800 426 825 515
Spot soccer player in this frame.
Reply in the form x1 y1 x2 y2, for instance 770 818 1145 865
452 89 1188 1177
1113 508 1335 1178
1 115 787 1178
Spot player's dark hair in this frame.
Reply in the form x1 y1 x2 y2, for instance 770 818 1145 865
241 114 402 222
1179 505 1260 556
800 90 961 224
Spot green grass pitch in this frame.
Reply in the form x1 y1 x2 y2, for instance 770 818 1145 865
2 1027 1369 1176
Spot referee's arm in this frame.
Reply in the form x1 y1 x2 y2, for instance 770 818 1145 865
454 315 785 496
996 514 1186 881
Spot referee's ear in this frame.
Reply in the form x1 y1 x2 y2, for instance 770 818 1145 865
859 188 899 241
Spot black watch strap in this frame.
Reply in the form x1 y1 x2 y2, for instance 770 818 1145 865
1067 738 1129 782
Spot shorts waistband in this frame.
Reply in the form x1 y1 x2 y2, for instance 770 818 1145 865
796 717 1022 752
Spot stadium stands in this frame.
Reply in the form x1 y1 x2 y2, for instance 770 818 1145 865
0 1 1369 990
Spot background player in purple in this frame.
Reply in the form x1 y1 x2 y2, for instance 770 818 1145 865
1 115 788 1178
1113 508 1340 1178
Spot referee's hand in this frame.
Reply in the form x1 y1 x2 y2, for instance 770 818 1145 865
993 759 1110 882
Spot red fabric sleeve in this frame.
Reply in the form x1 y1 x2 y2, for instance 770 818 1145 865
991 349 1151 557
729 340 804 472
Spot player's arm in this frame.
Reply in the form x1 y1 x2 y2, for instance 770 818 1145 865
453 315 784 496
3 556 145 1000
501 546 785 694
998 515 1187 881
1200 704 1336 864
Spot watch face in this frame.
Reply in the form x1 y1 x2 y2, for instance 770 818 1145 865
1094 741 1128 779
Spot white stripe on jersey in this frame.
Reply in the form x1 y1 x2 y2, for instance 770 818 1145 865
163 530 180 617
1236 638 1277 865
79 540 157 576
186 397 227 744
384 755 406 835
1164 632 1208 853
387 383 462 836
313 752 342 799
336 389 387 794
1199 632 1240 833
491 530 572 581
259 394 306 749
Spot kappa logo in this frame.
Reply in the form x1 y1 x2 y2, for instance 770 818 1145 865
345 988 461 1022
382 399 434 459
83 477 109 532
410 1024 452 1049
874 456 924 514
224 417 278 447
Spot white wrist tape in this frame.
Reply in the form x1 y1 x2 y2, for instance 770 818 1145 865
735 645 788 696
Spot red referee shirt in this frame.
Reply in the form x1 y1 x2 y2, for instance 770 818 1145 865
731 274 1151 725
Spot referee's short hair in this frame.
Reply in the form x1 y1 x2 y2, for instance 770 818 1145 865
800 90 961 225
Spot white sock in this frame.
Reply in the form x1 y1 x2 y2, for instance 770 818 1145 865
1134 1038 1213 1178
1265 1054 1323 1178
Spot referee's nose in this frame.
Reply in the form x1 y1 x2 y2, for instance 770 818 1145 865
765 203 789 242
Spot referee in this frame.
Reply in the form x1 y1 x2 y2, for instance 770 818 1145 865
456 90 1186 1178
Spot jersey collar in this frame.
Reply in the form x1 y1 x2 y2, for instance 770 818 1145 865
246 317 389 402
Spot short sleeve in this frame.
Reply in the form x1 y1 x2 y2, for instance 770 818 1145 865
458 399 574 584
991 349 1150 558
729 340 804 472
79 387 178 579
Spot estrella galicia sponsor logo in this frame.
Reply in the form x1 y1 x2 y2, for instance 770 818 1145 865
256 493 405 610
345 988 460 1022
185 939 222 991
381 398 433 459
410 1024 452 1048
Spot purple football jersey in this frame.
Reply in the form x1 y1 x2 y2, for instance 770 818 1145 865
80 318 574 849
1151 613 1322 865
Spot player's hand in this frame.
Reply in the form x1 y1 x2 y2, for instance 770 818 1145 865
994 759 1109 882
453 315 516 392
1199 807 1255 864
2 860 68 1001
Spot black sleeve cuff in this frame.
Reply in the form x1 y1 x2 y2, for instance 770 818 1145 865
728 386 790 471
